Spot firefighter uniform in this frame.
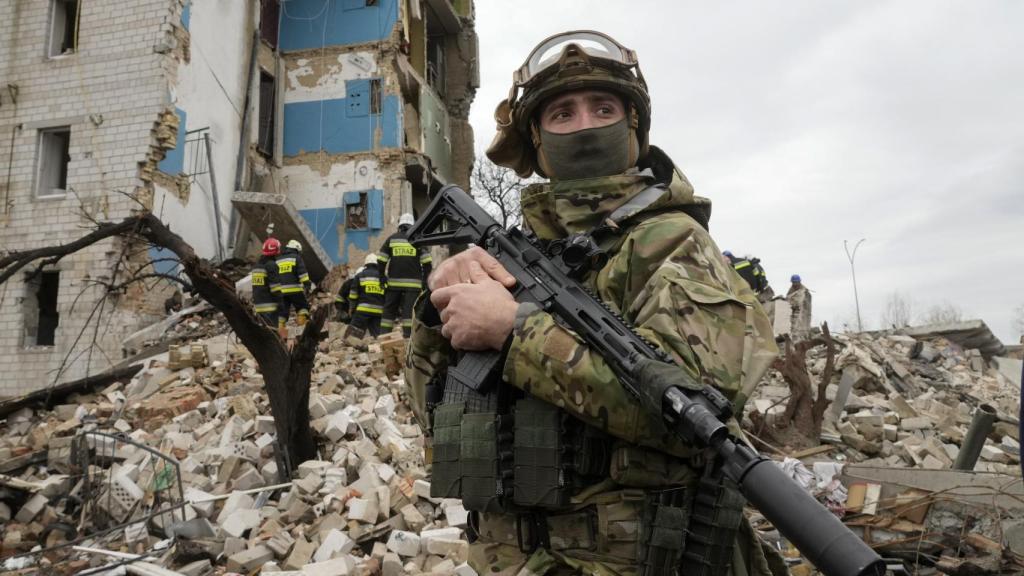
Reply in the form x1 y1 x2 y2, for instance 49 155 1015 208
251 255 281 327
348 260 385 338
273 246 310 325
378 225 431 337
335 274 355 323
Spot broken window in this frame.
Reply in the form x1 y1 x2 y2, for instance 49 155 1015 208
370 79 382 115
257 72 276 157
48 0 80 57
346 192 369 230
35 126 71 198
427 33 447 99
24 271 60 346
260 0 280 49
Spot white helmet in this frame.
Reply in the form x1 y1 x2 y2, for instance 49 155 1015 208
398 213 415 227
364 253 378 266
286 239 302 251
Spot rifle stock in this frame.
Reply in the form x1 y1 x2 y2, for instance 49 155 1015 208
408 184 885 576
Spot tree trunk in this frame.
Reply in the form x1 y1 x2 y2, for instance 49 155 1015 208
772 322 837 441
137 214 324 475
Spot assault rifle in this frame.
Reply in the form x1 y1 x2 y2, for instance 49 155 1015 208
408 184 886 576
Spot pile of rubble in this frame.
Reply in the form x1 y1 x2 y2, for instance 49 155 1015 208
2 309 1022 575
748 328 1024 574
0 322 475 576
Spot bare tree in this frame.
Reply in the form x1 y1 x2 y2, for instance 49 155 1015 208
880 291 914 329
470 157 539 229
750 322 836 447
1013 304 1024 340
0 211 325 474
920 301 963 325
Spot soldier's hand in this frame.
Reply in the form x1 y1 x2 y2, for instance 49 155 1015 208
427 246 516 297
431 261 517 351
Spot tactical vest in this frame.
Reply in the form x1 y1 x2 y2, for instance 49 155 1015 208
426 186 746 575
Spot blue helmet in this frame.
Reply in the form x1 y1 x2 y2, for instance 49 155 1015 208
722 250 733 258
791 274 801 283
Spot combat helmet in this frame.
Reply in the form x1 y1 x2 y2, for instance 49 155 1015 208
486 30 651 178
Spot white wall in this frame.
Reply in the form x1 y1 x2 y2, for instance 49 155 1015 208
155 0 253 261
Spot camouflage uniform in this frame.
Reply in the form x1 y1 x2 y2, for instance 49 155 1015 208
407 149 782 576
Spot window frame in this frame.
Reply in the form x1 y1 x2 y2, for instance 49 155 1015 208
34 126 72 200
47 0 80 59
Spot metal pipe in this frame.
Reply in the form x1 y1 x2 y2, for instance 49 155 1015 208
954 403 998 470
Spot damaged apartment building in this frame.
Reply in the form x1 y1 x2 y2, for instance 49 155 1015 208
0 0 479 397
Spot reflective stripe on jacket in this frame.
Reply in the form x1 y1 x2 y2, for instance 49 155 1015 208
377 229 431 289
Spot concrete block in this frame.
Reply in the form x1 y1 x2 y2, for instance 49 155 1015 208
383 552 404 576
215 492 254 524
401 503 427 531
386 530 421 557
303 556 356 576
454 562 479 576
899 416 933 431
283 536 316 570
444 503 469 528
15 493 48 523
426 537 469 561
226 545 273 573
221 508 261 538
314 528 355 562
420 527 462 551
267 530 296 558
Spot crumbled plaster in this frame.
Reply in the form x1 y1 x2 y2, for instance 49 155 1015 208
285 49 381 103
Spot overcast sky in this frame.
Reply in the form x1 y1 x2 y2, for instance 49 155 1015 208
469 1 1024 343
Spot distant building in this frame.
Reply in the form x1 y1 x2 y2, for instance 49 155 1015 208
0 0 477 396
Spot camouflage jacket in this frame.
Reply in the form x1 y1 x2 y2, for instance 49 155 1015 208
408 152 777 456
405 149 782 575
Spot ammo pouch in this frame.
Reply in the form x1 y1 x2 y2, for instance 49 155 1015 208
680 474 746 576
638 471 745 576
513 396 611 509
429 381 513 513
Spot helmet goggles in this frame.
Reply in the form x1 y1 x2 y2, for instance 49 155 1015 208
510 30 644 105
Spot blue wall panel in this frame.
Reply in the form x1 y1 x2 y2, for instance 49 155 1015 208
149 246 181 275
283 95 401 156
279 0 398 51
181 1 191 30
158 108 187 175
299 189 384 264
298 207 343 264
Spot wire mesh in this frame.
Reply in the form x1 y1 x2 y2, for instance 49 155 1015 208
70 431 186 535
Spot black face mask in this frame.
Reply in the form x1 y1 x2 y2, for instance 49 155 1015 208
539 118 632 181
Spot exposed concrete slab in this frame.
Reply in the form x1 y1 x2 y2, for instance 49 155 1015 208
901 319 1006 357
231 191 332 282
842 465 1024 511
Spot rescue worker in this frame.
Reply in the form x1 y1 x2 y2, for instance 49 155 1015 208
252 238 283 328
406 31 784 576
378 213 432 337
725 251 776 323
346 254 385 339
273 239 311 329
788 274 812 340
334 266 355 323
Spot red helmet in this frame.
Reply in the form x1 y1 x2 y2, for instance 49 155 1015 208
262 237 281 256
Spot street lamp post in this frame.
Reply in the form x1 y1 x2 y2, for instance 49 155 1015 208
844 239 866 332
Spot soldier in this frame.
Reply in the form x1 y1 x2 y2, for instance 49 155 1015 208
252 238 283 328
346 254 385 339
406 31 784 575
273 239 311 329
378 213 432 337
